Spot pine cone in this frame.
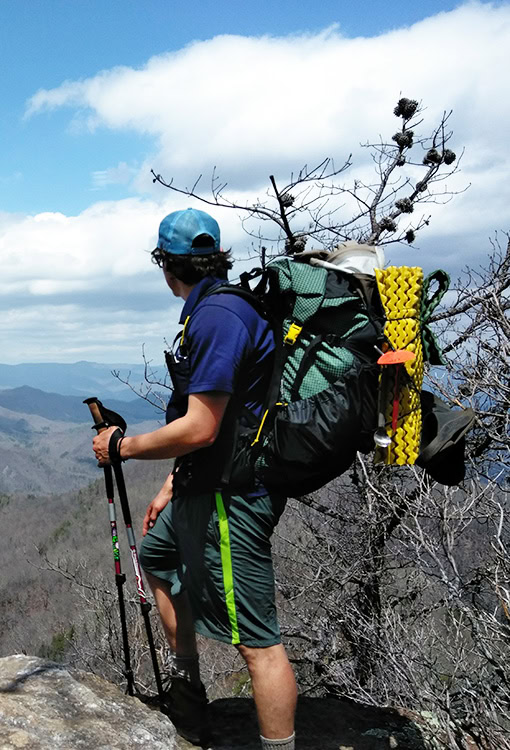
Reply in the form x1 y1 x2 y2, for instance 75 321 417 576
395 198 414 214
285 235 307 254
379 217 397 233
392 130 414 150
423 148 442 166
280 192 295 208
393 98 419 119
443 149 456 165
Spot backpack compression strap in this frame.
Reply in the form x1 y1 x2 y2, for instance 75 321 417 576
421 269 450 365
274 259 328 344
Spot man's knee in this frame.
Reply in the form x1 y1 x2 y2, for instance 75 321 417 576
144 569 165 593
236 643 286 673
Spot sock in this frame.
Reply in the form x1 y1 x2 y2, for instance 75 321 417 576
171 653 201 688
260 733 295 750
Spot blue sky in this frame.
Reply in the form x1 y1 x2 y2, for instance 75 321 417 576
1 1 509 364
1 0 477 216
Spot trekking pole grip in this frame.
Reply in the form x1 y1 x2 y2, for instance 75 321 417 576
84 397 108 433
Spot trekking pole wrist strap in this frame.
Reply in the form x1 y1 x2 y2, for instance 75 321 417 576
109 428 126 463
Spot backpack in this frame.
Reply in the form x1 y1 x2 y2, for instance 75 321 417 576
170 257 470 497
213 256 386 496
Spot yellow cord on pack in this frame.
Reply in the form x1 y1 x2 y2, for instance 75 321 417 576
374 266 424 465
180 316 190 347
251 409 270 446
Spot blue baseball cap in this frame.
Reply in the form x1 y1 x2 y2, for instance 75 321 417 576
157 208 220 255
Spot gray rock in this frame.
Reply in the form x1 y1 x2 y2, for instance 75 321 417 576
0 655 176 750
1 655 472 749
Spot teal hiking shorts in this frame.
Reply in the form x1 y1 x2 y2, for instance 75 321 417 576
139 490 286 648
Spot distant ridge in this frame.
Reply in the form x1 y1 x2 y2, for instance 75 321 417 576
0 361 167 401
0 385 162 424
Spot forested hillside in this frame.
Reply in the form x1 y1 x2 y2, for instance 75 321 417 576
0 459 170 660
0 386 162 494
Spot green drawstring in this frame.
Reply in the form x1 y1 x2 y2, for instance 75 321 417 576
421 269 450 365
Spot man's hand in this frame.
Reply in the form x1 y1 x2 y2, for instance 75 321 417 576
92 425 119 466
142 473 174 536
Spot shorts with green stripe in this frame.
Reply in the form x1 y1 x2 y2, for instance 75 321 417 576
139 490 287 647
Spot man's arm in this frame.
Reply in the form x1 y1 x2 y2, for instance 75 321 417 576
92 391 230 465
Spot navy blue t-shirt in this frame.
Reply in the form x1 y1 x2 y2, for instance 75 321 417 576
166 276 274 426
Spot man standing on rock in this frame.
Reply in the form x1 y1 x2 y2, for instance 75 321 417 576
92 208 297 749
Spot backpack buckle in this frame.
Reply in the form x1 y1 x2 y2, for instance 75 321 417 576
284 323 302 345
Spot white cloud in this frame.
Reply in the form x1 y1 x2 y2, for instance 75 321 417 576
5 2 510 363
0 199 158 290
24 3 510 246
26 5 510 183
0 194 259 297
91 161 136 190
0 302 178 363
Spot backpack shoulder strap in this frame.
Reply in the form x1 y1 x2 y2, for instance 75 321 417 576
202 280 269 319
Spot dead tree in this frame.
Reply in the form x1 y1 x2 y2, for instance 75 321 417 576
152 97 463 258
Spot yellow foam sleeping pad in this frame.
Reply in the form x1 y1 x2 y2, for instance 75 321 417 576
374 266 424 465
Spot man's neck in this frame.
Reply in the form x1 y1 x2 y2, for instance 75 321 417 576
175 280 195 300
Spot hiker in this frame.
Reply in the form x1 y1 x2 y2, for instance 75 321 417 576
92 207 297 749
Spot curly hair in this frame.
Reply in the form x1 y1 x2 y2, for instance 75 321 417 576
151 247 233 285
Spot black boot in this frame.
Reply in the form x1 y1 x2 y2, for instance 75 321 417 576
161 677 211 746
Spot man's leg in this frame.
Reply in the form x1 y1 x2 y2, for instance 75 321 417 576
146 571 197 655
145 571 202 686
145 572 210 745
237 643 297 741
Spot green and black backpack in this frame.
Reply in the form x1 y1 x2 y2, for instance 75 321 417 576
171 255 472 497
214 256 386 496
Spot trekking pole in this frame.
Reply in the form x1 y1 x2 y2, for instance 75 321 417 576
84 399 134 694
104 463 135 695
84 397 164 703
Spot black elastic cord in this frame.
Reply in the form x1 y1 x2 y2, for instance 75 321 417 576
109 428 126 463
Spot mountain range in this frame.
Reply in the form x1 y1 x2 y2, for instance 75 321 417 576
0 362 171 495
0 385 161 425
0 361 168 401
